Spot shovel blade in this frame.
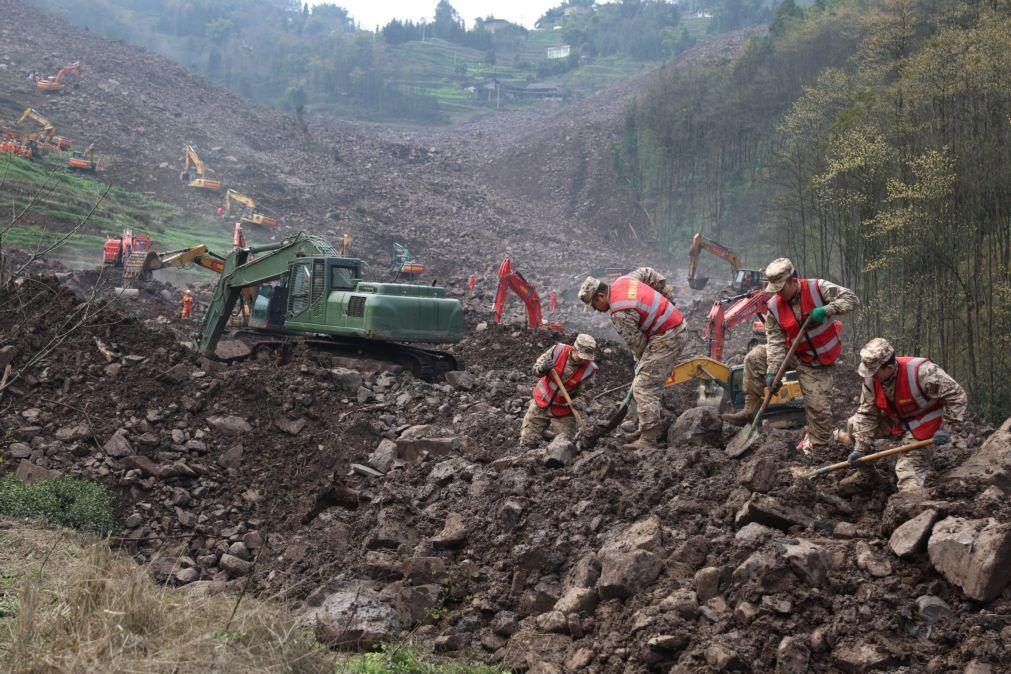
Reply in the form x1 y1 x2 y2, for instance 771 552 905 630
688 276 710 291
726 425 759 458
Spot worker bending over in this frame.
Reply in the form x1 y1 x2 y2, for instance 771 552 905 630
520 334 599 448
580 268 685 450
722 258 858 455
181 289 194 319
838 338 967 492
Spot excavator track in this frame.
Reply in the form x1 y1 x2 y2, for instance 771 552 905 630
214 330 460 382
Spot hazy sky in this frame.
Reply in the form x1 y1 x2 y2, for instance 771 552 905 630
310 0 562 31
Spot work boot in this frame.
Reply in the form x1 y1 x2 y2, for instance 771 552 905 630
622 428 663 451
721 393 761 427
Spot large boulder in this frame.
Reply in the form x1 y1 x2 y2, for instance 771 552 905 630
928 517 1011 601
888 509 939 559
943 416 1011 490
312 589 401 650
667 406 724 447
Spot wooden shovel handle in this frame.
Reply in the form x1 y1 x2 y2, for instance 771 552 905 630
751 316 813 429
805 438 934 478
550 369 583 426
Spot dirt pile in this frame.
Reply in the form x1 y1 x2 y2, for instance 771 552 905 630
4 272 1011 672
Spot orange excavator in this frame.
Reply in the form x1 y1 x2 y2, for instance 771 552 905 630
493 258 563 331
35 62 82 93
68 143 98 171
180 144 221 190
687 233 764 295
0 129 35 159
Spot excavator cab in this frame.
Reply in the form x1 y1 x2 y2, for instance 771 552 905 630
732 269 765 294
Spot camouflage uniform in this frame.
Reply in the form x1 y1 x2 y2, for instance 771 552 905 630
741 277 858 447
609 268 687 439
846 358 967 491
519 338 596 447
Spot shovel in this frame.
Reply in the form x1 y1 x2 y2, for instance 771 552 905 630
802 438 935 479
726 316 813 458
550 369 583 427
578 387 632 450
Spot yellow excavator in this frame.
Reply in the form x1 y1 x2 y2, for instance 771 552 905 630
687 233 765 295
180 145 222 190
16 108 72 150
225 189 277 229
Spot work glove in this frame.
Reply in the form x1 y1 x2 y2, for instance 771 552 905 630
808 307 828 324
932 428 951 446
535 361 555 377
847 449 867 467
764 373 783 395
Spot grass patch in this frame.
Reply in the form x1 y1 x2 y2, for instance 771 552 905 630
338 642 505 674
0 476 117 535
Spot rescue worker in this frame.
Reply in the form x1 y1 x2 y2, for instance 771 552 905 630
549 290 558 312
468 274 477 295
216 206 224 219
838 338 967 492
579 268 685 449
181 289 194 320
721 258 858 455
520 334 599 448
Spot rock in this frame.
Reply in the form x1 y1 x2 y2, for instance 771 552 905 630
368 438 399 472
103 429 134 458
705 643 744 670
428 457 476 486
218 443 243 469
738 455 779 492
553 587 597 615
731 550 777 585
120 454 161 477
313 589 401 650
498 497 525 531
395 583 443 626
158 363 190 384
777 636 811 674
228 541 251 561
964 660 995 674
855 541 892 578
832 642 893 672
431 512 467 548
597 548 663 600
566 648 594 670
694 566 722 602
916 595 952 623
403 557 447 585
175 567 199 584
928 517 1011 602
501 628 571 671
735 522 776 547
206 415 252 435
491 610 519 637
445 370 475 391
735 495 814 531
566 553 601 590
542 436 574 468
0 345 16 369
607 515 667 555
535 610 568 633
9 442 32 459
667 406 724 447
330 367 363 393
889 509 939 559
647 634 688 653
943 416 1011 489
397 425 461 459
14 460 61 484
660 589 699 619
781 539 829 586
218 553 252 577
275 416 307 435
734 601 760 624
55 423 91 442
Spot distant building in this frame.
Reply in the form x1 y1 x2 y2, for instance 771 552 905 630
481 18 513 34
546 45 571 60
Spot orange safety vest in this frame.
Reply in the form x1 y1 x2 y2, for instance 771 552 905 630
608 276 683 338
869 356 945 440
533 344 598 417
767 278 842 366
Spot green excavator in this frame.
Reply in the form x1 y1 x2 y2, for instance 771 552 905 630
196 232 463 379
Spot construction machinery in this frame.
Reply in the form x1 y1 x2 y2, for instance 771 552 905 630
16 108 72 151
1 129 34 160
493 258 563 331
391 243 424 280
180 145 221 190
225 189 278 229
665 356 804 426
703 288 770 362
35 62 82 93
103 228 152 277
687 233 764 295
196 232 463 379
68 143 98 171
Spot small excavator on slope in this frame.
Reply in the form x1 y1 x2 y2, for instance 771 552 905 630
196 232 463 379
180 144 221 190
687 233 764 295
35 62 82 93
16 108 72 152
225 189 277 229
493 258 563 331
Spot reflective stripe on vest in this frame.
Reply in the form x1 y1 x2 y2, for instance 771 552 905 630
869 356 945 440
608 276 683 338
533 344 598 416
766 278 842 366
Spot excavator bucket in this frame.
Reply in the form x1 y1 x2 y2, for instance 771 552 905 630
688 276 710 290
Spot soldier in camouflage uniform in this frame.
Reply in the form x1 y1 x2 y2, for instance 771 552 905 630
520 334 599 448
836 337 967 492
580 268 686 450
721 258 859 455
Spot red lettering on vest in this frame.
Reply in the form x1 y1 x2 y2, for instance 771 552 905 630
608 276 683 338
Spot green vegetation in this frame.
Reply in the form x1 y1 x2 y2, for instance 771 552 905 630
618 0 1011 420
0 475 117 535
339 642 505 674
0 153 234 265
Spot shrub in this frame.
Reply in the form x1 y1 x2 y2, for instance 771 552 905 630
0 476 117 535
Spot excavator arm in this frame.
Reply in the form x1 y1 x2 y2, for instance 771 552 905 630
140 245 227 275
493 258 544 330
688 233 745 290
16 108 55 142
703 289 770 361
225 189 256 211
183 145 205 177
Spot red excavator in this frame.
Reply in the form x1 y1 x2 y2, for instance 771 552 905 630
493 258 563 331
703 288 770 361
103 228 151 269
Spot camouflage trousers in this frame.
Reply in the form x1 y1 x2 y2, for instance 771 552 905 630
519 400 578 448
742 344 835 447
632 325 687 438
841 417 933 492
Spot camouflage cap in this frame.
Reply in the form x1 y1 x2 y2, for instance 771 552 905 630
764 257 796 292
574 333 597 360
578 276 602 305
858 337 895 378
